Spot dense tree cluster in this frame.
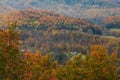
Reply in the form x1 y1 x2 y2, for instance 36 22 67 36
103 15 120 37
0 22 120 80
104 15 120 29
0 10 119 63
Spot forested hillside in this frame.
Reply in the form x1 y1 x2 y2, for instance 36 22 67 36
0 23 120 80
0 10 119 63
103 15 120 37
0 0 120 79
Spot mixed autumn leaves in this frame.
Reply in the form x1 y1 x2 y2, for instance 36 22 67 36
0 10 120 80
0 22 120 80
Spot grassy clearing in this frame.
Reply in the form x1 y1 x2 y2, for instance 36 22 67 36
100 35 118 39
110 28 120 32
101 36 116 38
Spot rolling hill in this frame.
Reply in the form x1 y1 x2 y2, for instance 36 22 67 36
0 9 102 35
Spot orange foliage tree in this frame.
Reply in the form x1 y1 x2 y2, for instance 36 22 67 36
23 51 58 80
57 45 120 80
0 22 24 79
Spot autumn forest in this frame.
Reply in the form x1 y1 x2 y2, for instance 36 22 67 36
0 0 120 80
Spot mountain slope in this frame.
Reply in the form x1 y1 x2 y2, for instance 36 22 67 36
0 3 15 15
1 0 120 20
3 0 120 8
